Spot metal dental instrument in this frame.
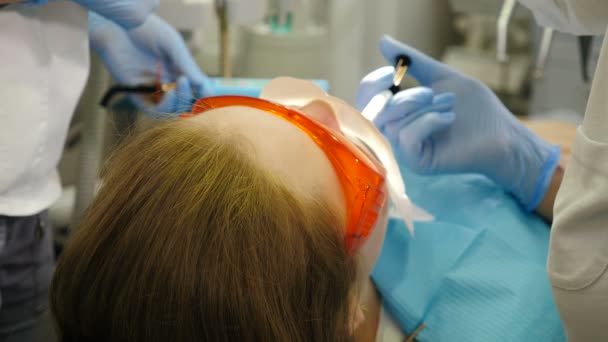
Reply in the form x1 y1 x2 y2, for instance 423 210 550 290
100 82 178 108
361 54 411 121
100 61 188 108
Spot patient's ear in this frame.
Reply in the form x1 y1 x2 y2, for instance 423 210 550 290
298 99 340 131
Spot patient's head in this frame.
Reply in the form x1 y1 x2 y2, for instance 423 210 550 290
50 98 389 342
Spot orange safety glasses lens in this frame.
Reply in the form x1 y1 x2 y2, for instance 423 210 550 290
181 96 387 252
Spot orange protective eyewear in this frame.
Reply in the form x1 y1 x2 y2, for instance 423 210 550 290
181 96 387 252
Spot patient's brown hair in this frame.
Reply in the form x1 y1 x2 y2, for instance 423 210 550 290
50 119 357 342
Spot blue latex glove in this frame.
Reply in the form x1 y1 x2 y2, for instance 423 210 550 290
76 0 158 29
125 15 212 98
89 12 212 117
356 36 561 211
23 0 157 28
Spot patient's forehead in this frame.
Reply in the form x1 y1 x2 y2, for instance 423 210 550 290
190 106 346 218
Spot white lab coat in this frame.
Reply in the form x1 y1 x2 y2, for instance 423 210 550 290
548 28 608 341
0 1 89 216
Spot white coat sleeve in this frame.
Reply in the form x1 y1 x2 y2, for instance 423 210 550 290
548 29 608 342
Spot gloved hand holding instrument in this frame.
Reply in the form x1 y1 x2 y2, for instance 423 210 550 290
90 12 212 117
19 1 207 115
357 36 561 211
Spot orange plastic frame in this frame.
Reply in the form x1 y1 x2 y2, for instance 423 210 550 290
182 96 387 252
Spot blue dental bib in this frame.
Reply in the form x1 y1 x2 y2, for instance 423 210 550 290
371 169 566 341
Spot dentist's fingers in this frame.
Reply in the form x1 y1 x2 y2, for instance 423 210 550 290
356 66 395 111
156 76 195 115
399 111 455 146
380 35 458 87
374 87 434 129
377 89 455 133
132 76 193 118
196 75 215 98
396 111 456 173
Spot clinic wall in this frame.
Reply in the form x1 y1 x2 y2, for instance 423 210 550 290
195 0 454 104
329 0 454 103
